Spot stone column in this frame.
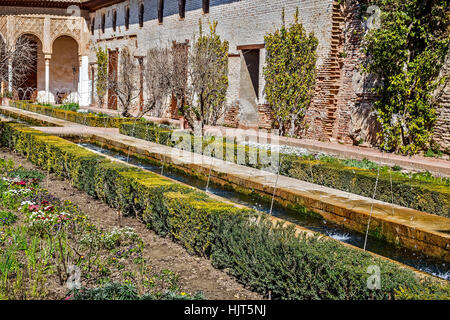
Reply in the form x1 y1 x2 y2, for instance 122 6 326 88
8 58 12 92
78 55 90 107
258 48 266 105
44 55 51 102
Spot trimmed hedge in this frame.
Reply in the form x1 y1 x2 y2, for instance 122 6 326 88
281 156 450 217
120 122 450 217
9 100 129 128
1 121 445 300
0 106 56 127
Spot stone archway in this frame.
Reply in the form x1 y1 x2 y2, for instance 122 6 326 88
14 34 42 100
51 35 79 103
0 15 90 106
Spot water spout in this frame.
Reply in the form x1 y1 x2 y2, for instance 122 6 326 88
161 154 165 176
363 166 380 251
205 157 213 193
269 155 283 216
389 168 395 216
127 117 139 163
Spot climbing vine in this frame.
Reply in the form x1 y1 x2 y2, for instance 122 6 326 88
264 8 318 137
96 46 108 108
362 0 449 155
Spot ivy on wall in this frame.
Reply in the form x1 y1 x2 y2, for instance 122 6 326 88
263 8 318 137
96 47 108 108
362 0 449 155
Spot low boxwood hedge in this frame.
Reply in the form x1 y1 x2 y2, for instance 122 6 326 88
0 106 56 127
120 122 450 217
1 121 446 300
9 100 129 128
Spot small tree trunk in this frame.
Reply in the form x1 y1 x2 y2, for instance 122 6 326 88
289 116 296 137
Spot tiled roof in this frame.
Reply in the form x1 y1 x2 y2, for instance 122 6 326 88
27 0 84 2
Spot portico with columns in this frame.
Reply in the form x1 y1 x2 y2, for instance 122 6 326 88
0 12 91 106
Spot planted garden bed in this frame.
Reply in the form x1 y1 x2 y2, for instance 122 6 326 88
0 157 201 300
1 121 448 299
119 122 450 218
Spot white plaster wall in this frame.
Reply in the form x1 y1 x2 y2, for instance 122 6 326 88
90 0 334 107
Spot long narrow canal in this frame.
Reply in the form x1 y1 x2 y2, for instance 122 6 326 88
78 141 449 280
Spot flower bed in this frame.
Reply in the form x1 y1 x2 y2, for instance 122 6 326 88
0 156 200 300
119 122 450 217
1 121 448 299
9 100 129 128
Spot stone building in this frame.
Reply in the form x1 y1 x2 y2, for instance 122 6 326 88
0 0 91 105
0 0 449 150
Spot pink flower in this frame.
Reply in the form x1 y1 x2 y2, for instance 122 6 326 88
28 205 39 211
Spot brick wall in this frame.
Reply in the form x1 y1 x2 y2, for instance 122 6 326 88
332 0 379 146
434 52 450 151
303 1 379 146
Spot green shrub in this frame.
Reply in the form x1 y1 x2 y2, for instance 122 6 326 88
281 155 450 217
1 121 443 300
58 103 79 112
362 0 449 154
9 100 129 128
211 215 425 300
69 282 203 300
8 167 45 182
0 107 57 127
395 281 450 300
264 8 318 136
165 192 254 257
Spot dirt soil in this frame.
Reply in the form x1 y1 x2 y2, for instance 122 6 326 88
0 147 263 300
